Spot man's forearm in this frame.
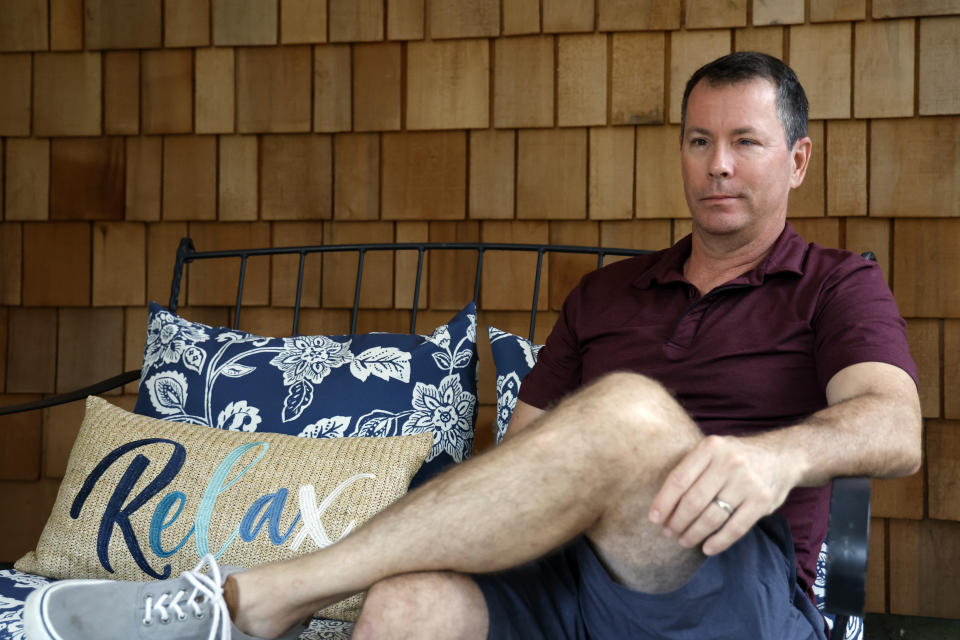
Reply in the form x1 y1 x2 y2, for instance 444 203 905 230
751 383 922 489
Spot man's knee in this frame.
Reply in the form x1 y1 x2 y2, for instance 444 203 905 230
564 371 700 445
353 572 488 640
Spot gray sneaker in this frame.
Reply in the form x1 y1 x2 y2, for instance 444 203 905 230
23 554 304 640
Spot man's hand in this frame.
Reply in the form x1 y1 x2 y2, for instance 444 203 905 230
647 435 797 556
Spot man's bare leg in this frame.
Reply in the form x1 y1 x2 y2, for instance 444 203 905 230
230 372 705 639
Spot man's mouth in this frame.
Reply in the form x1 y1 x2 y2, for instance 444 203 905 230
701 194 740 201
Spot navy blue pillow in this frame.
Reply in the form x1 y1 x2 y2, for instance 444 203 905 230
135 302 478 485
487 327 543 443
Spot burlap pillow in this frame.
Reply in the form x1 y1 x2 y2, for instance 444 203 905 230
16 396 431 621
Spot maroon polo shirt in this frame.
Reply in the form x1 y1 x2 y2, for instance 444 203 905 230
519 222 918 595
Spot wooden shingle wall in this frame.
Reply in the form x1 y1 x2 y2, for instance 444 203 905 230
1 0 959 617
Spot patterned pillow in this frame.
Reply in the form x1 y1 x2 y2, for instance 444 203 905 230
15 396 432 622
135 302 479 486
488 327 543 443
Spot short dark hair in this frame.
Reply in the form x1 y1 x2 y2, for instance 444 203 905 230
680 51 809 149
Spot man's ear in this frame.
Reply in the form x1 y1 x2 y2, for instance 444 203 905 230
789 136 813 189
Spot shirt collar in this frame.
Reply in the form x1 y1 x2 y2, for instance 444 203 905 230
632 222 807 290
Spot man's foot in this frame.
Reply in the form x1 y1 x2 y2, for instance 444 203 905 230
23 554 304 640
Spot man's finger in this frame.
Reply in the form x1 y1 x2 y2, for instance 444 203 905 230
675 494 741 548
648 446 711 525
701 503 763 556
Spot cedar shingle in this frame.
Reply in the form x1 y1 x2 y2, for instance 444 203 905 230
162 136 217 221
0 54 31 136
407 39 489 130
219 135 259 221
104 51 140 135
85 0 161 49
260 134 333 220
237 46 312 133
854 20 915 119
125 137 162 221
50 137 125 221
212 0 277 45
22 222 91 307
493 36 554 129
33 52 101 137
353 43 403 132
558 34 607 127
382 132 467 220
142 49 193 135
281 0 328 43
5 138 49 221
517 128 587 220
92 222 146 307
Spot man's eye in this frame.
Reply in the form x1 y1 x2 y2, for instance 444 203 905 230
739 139 757 146
691 138 707 147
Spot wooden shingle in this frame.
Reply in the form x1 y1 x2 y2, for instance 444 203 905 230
162 136 217 221
517 128 587 220
611 33 665 125
195 48 235 134
329 0 383 42
543 0 595 32
789 24 851 120
382 131 466 220
334 133 380 220
125 137 162 221
85 0 161 49
165 0 210 47
261 134 333 220
469 129 515 220
919 17 960 116
281 0 328 44
430 0 499 39
854 20 915 119
104 51 140 135
237 46 312 133
685 0 747 29
589 127 634 220
92 222 145 306
5 138 49 221
0 0 48 51
142 49 193 135
0 54 31 136
218 135 258 221
33 52 101 137
494 35 554 129
50 137 124 221
558 34 607 127
407 39 489 130
50 0 83 50
314 45 352 133
212 0 277 46
353 43 402 132
871 117 960 218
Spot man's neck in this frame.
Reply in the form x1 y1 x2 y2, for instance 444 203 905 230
684 221 786 295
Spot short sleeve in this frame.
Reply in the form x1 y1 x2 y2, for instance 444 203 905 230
813 258 918 389
517 286 584 409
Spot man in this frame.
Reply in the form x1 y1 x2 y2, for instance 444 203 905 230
25 52 920 640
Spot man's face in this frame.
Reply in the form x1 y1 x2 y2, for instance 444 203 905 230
680 78 810 242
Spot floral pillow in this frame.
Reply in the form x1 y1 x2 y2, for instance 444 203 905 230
488 327 543 443
135 302 479 486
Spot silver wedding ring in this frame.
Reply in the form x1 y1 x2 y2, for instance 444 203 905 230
713 498 735 516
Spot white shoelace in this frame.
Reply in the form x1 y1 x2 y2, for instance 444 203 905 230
141 554 232 640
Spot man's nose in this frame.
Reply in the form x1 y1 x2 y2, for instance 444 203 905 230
709 146 732 178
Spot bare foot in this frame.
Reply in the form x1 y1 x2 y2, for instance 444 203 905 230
228 562 340 639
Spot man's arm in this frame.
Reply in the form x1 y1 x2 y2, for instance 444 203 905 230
649 361 921 556
501 400 545 441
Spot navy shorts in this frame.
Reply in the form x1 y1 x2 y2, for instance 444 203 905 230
474 515 827 640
